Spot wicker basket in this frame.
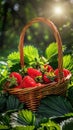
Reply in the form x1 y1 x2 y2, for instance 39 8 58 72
5 17 71 111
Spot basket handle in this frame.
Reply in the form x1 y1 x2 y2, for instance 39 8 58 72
19 17 63 81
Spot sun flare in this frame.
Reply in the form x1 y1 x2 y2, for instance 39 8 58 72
54 6 63 15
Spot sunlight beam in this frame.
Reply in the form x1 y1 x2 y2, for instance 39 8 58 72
54 6 63 15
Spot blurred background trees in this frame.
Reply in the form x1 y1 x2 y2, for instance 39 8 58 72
0 0 73 57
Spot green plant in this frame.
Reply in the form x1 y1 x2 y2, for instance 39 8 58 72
0 42 73 129
0 61 9 89
0 93 7 112
37 95 73 118
45 42 66 69
45 42 58 60
67 86 73 107
61 118 73 130
0 112 11 129
18 109 36 125
63 55 73 73
0 124 9 130
6 95 24 111
38 120 60 130
10 110 36 128
12 125 35 130
0 93 24 113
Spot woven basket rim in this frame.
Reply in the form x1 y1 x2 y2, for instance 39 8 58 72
5 73 71 93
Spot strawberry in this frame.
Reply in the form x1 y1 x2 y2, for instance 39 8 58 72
63 69 71 77
44 64 54 72
21 76 37 88
43 74 51 83
10 72 22 85
27 68 42 81
54 68 71 81
43 71 55 83
5 76 19 88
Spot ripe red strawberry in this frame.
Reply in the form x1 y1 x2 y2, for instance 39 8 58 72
43 71 55 83
5 77 19 88
21 76 37 88
54 68 71 81
10 72 22 85
44 64 54 72
63 69 71 77
27 68 42 80
43 74 51 83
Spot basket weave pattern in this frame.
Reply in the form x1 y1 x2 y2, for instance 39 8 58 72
6 17 71 111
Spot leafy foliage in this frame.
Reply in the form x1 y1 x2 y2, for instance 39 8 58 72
0 124 9 130
61 118 73 130
45 42 58 60
6 95 24 111
0 61 9 89
38 119 60 130
63 55 73 73
10 110 36 128
37 96 73 118
8 63 21 73
18 109 35 125
24 45 39 64
67 86 73 107
45 42 66 69
7 52 20 67
0 93 24 113
7 45 39 66
7 45 40 73
0 42 73 129
50 113 73 125
0 112 11 128
0 93 7 112
12 125 35 130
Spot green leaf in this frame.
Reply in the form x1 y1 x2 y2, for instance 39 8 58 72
61 118 73 130
9 63 21 73
7 51 21 73
12 126 35 130
10 112 27 127
50 112 73 124
6 95 24 110
0 94 6 112
37 96 73 118
38 119 60 130
0 124 9 130
45 42 58 60
7 45 40 71
63 55 73 72
67 86 73 107
18 110 36 125
0 61 9 88
7 52 20 67
10 110 35 127
45 42 66 69
63 55 71 68
0 113 10 127
24 45 39 65
64 113 73 117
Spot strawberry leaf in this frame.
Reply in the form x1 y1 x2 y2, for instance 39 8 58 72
60 118 73 130
37 96 73 118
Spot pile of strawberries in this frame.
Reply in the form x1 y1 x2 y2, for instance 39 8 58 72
5 64 71 89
